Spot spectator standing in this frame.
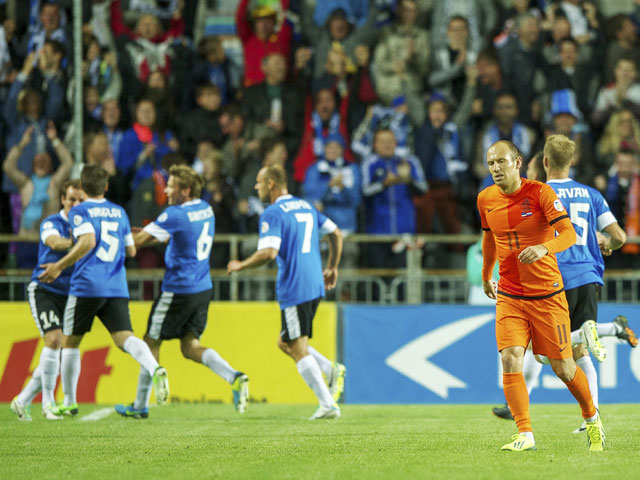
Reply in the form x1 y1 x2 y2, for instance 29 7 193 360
591 57 640 128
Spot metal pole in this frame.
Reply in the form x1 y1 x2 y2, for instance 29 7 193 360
73 0 83 166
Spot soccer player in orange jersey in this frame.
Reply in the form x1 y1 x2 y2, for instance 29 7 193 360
478 140 605 452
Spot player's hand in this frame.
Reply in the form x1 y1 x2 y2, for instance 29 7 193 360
482 280 497 300
596 231 612 256
227 260 243 274
323 267 338 290
38 263 62 283
518 244 548 264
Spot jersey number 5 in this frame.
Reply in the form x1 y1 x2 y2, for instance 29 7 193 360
569 202 589 246
97 221 119 262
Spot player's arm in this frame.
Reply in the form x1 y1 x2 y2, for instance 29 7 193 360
38 233 96 283
323 226 343 290
227 247 278 273
519 217 576 264
598 223 627 255
133 229 163 248
44 234 73 251
481 230 498 299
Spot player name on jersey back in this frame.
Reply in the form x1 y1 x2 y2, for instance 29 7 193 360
278 198 313 213
85 206 123 218
187 207 214 222
555 187 590 199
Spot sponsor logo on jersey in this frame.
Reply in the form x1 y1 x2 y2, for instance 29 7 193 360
261 221 269 233
157 212 168 223
73 215 82 226
553 199 564 212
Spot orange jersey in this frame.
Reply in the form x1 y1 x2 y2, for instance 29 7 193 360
477 179 573 298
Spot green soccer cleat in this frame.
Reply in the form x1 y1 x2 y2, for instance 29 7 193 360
309 403 341 420
10 397 32 421
614 315 638 348
54 403 79 417
501 433 537 452
586 414 606 452
231 373 249 413
43 403 63 420
581 320 607 362
328 363 346 402
153 366 170 405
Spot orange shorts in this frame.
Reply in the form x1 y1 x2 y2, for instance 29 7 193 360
495 292 572 360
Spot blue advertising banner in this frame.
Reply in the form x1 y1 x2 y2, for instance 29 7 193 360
342 304 640 404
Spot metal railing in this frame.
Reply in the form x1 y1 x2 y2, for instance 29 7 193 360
2 233 640 303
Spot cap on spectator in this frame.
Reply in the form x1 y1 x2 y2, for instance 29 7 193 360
325 133 346 150
252 0 278 19
328 8 350 22
391 96 406 108
427 91 448 105
549 89 583 120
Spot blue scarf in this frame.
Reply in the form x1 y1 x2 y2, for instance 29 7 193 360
312 111 341 157
482 122 532 159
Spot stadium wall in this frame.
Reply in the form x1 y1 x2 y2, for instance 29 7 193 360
0 302 336 405
342 304 640 404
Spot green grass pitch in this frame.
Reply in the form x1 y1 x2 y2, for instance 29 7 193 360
1 404 639 479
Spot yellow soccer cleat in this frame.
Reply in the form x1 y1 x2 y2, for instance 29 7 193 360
501 433 537 452
585 414 606 452
581 320 607 362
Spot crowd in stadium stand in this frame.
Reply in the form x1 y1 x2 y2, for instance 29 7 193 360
1 0 640 270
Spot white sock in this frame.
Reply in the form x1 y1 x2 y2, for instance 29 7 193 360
201 348 237 384
307 346 333 377
17 365 42 406
522 431 535 443
576 356 599 409
123 336 159 377
570 330 582 344
597 322 618 337
40 347 60 405
523 349 542 395
133 368 153 410
296 355 333 407
61 348 81 406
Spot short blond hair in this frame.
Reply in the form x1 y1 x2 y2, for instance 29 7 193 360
169 164 204 199
544 134 576 170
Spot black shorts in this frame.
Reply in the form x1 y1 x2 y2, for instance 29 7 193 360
147 289 212 340
280 297 321 342
565 283 599 332
27 282 66 336
63 296 132 336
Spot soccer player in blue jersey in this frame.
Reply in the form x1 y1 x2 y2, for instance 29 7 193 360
227 164 345 419
10 180 85 421
38 165 169 416
115 165 248 419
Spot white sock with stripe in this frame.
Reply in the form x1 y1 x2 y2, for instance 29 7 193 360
571 330 582 344
576 356 598 409
40 346 60 405
296 355 334 407
523 349 542 395
17 365 42 406
61 348 81 406
201 348 237 384
123 336 159 377
597 322 618 337
133 368 153 410
307 346 333 378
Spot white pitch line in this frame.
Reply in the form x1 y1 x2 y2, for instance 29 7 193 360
80 407 114 422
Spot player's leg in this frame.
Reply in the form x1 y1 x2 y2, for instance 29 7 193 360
58 333 83 416
596 315 638 347
572 343 597 433
280 299 338 419
531 294 603 450
306 345 346 402
103 298 169 405
495 296 535 451
12 366 40 420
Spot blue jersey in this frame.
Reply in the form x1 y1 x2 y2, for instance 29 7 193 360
144 199 214 294
69 198 133 298
31 211 73 295
548 179 617 290
258 194 337 309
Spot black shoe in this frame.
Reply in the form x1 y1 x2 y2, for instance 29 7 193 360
492 404 513 420
614 315 638 347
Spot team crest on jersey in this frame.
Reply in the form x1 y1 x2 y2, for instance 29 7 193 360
157 212 168 223
521 199 533 217
553 199 564 212
261 221 269 233
73 215 82 226
42 221 53 230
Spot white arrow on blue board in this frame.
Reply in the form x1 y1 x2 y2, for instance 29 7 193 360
385 313 495 398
